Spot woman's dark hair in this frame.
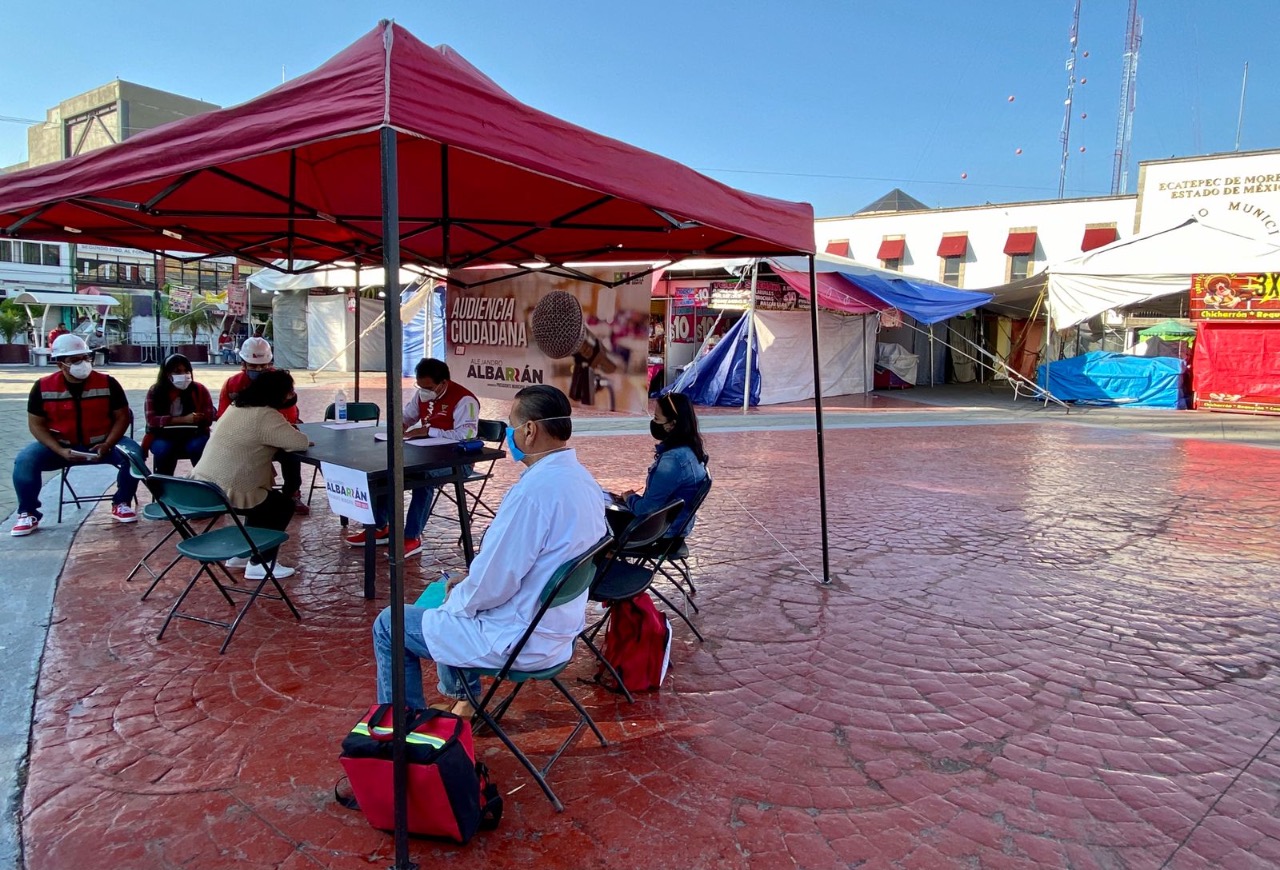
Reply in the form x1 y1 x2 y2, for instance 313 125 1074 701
153 354 196 414
513 384 572 441
416 358 450 382
234 368 295 410
657 392 708 464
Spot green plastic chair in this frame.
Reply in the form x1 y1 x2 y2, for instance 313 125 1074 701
457 534 614 812
147 475 300 654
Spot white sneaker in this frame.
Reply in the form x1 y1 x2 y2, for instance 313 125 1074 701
245 562 296 580
224 557 251 568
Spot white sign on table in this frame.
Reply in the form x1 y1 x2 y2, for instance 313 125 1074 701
321 462 376 524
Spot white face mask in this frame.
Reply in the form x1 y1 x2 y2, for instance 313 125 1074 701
419 387 439 402
68 361 93 380
171 374 193 389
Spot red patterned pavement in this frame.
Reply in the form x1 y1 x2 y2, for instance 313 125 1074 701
19 418 1280 869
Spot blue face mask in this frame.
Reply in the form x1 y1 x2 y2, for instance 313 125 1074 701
505 425 526 463
246 369 263 381
506 415 572 464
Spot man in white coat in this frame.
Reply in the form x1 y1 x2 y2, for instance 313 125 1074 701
372 384 608 713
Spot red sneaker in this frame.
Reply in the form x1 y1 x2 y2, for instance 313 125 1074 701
111 504 138 523
404 538 423 558
345 526 390 547
291 492 311 516
10 513 39 537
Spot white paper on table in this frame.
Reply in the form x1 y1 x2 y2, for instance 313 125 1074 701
373 432 452 446
322 420 378 430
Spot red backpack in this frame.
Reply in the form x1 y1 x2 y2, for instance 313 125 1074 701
596 592 672 693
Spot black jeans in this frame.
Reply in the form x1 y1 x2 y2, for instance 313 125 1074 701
275 450 302 497
235 488 294 565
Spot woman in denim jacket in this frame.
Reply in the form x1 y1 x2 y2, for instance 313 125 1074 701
620 393 710 537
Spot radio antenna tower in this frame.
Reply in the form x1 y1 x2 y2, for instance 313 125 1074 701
1111 0 1142 194
1057 0 1083 199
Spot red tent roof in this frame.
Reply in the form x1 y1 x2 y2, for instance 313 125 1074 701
0 22 813 272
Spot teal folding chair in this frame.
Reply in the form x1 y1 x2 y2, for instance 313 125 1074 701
458 534 614 812
117 441 226 599
147 475 300 654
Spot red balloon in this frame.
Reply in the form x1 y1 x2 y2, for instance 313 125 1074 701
1007 95 1015 102
1081 112 1088 119
960 172 968 179
1080 77 1088 84
1079 146 1086 152
1083 50 1090 58
1015 148 1023 155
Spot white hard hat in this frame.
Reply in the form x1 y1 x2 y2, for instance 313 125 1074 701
50 333 91 358
239 336 273 365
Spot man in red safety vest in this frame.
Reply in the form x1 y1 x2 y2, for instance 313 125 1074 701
345 358 480 558
10 334 141 537
216 336 309 515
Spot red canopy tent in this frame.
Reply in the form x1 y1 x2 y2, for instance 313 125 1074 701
0 21 819 863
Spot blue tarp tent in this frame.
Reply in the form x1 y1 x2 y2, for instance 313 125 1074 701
401 285 445 371
1037 351 1186 409
664 315 760 406
837 271 992 325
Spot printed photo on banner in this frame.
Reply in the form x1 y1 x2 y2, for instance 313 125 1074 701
447 268 652 413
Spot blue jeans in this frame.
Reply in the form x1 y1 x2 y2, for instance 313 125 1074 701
149 431 211 476
13 438 142 520
372 467 455 538
373 605 482 709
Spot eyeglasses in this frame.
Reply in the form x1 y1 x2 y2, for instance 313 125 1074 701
59 354 91 365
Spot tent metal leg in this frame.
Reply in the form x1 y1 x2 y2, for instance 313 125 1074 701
808 256 831 584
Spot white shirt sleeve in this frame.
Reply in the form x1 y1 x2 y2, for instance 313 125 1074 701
429 394 480 441
403 391 422 427
441 487 545 617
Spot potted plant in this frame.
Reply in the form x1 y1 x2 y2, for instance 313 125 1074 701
167 298 213 363
0 301 29 363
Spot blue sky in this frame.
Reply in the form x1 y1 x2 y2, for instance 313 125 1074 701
2 1 1276 216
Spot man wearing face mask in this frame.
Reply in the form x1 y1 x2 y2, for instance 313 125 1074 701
216 336 308 515
371 384 608 714
10 333 141 536
345 358 479 558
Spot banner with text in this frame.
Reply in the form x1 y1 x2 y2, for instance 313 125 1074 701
447 268 652 413
321 462 376 524
1191 273 1280 321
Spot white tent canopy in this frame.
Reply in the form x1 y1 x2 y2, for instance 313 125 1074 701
11 291 120 308
1038 219 1280 329
247 260 437 292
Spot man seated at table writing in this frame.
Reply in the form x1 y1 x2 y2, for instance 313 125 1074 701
371 384 608 715
345 357 480 558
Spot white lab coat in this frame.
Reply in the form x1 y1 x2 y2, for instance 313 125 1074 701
422 448 608 671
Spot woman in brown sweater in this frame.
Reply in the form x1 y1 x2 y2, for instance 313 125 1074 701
192 369 309 579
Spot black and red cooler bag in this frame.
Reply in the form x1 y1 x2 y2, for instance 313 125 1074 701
339 704 501 843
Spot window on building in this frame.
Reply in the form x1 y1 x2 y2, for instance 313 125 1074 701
941 256 963 287
22 243 43 265
881 258 901 272
1009 253 1032 281
42 245 60 267
0 241 11 262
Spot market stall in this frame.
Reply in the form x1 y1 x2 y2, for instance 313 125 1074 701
1191 272 1280 415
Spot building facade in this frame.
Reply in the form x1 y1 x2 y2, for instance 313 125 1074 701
816 147 1280 294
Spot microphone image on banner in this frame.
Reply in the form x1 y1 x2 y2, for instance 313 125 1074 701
530 290 619 409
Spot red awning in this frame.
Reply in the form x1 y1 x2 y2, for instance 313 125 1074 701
1081 226 1119 251
0 23 814 270
824 239 850 257
877 238 905 260
1003 231 1037 256
772 268 886 315
937 235 968 257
